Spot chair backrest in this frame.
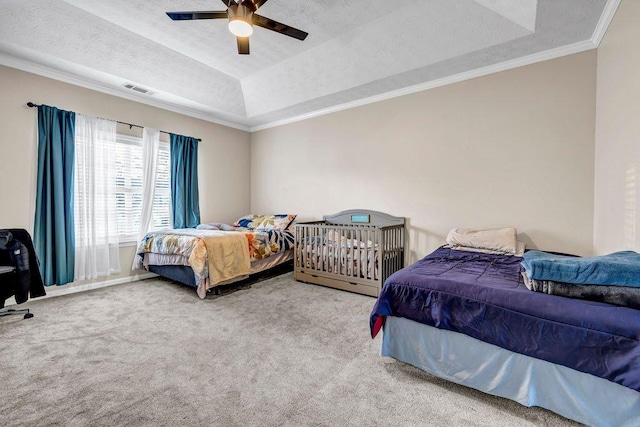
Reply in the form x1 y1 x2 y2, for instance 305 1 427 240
0 230 13 250
0 236 14 267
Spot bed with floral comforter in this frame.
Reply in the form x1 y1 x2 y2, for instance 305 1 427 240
135 219 295 298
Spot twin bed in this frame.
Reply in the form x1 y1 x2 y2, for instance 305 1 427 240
371 246 640 426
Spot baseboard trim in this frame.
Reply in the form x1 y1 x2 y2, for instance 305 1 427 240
3 272 158 307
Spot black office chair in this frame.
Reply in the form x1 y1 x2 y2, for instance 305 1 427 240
0 231 37 319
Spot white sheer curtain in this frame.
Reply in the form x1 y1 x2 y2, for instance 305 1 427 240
74 113 121 280
136 127 160 243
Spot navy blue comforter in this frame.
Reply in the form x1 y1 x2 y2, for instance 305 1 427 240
370 247 640 393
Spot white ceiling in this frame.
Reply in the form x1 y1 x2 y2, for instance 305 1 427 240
0 0 615 131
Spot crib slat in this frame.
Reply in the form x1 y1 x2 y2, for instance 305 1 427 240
356 227 360 279
317 226 321 272
365 228 370 280
309 226 313 270
342 227 346 276
312 225 316 271
295 225 299 268
355 227 360 279
302 226 306 269
396 228 400 272
383 229 386 281
394 228 398 276
378 229 383 286
304 226 311 268
319 226 322 272
391 229 395 281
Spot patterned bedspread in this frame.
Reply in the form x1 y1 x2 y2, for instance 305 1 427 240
135 227 294 296
243 228 295 261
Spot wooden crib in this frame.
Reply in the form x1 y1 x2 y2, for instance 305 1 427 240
294 210 405 296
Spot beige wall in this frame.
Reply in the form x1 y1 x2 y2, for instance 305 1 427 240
594 0 640 254
0 65 251 287
0 44 604 291
252 51 597 262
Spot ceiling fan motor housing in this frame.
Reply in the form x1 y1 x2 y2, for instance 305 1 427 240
228 3 255 23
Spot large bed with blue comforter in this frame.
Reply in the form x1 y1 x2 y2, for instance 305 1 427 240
370 247 640 426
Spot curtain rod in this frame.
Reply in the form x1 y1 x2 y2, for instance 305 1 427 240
26 102 201 142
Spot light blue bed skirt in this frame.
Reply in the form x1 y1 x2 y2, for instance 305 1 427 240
382 316 640 427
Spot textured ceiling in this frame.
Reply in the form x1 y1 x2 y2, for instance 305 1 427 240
0 0 611 130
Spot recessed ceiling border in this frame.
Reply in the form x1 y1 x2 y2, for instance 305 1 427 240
249 39 596 132
0 51 251 132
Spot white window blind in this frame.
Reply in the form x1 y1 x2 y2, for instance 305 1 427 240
76 134 171 244
152 142 172 231
114 136 143 241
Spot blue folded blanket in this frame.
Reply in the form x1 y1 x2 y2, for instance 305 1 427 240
521 250 640 287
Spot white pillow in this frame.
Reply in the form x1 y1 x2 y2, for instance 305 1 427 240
446 227 519 255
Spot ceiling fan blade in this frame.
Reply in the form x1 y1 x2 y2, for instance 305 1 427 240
237 37 250 55
253 0 269 9
166 11 228 20
253 14 308 40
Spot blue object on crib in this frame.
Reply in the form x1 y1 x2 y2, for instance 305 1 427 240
522 250 640 287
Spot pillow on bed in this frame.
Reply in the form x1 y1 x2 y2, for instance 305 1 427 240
251 214 297 231
233 214 297 231
446 227 520 255
196 223 221 230
196 223 238 231
233 214 257 228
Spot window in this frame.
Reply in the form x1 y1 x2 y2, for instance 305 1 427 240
114 135 172 242
75 134 171 245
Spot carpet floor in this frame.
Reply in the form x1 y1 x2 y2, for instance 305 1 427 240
0 273 579 426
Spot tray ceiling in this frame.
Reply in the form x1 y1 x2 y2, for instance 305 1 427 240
0 0 612 130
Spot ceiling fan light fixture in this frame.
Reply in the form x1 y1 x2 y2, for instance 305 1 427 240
227 4 254 37
228 19 253 37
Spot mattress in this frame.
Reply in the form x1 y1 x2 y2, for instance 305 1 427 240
370 247 640 393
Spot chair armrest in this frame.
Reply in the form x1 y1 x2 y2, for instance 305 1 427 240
0 266 15 275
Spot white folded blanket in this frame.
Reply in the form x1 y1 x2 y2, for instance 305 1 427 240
446 227 524 256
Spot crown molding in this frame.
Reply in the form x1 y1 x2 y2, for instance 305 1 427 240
0 51 251 132
249 39 596 132
1 32 604 134
591 0 621 47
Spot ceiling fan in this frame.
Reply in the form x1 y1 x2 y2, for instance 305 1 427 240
166 0 309 55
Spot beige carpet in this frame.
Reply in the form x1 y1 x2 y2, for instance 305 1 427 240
0 273 578 426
